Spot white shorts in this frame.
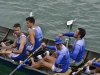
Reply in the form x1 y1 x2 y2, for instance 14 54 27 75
27 44 34 51
52 65 62 72
8 49 19 58
9 53 20 58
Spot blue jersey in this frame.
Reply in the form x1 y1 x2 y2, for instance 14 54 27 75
11 34 28 60
62 32 85 62
92 62 100 67
28 26 42 53
46 44 70 72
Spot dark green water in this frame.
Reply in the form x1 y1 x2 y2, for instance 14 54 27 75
0 0 100 74
0 63 28 75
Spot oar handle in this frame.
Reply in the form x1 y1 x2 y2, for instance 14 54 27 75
27 46 42 59
9 46 42 75
96 58 100 62
84 58 96 67
0 40 11 45
75 68 83 74
75 58 96 74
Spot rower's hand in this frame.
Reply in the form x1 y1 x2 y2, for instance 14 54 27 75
1 42 6 48
85 60 92 66
13 33 17 37
58 33 63 38
57 64 62 68
41 43 46 48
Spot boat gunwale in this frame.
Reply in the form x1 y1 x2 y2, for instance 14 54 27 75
0 56 50 75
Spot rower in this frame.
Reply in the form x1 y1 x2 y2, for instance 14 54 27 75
30 36 70 73
72 58 96 75
85 58 100 75
0 23 28 61
58 28 86 67
25 17 43 55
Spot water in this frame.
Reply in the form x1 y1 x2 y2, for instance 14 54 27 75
0 0 100 74
0 63 28 75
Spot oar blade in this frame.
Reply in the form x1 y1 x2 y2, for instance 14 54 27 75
29 12 33 17
67 19 76 26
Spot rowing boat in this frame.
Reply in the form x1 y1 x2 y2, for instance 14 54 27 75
0 26 99 75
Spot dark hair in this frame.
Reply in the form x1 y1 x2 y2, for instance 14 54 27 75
78 28 86 38
13 23 21 28
26 17 35 24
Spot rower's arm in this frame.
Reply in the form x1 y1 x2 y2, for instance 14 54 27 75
70 44 80 60
92 62 100 67
2 39 16 49
45 45 56 50
28 29 35 45
55 52 65 67
13 37 26 54
62 32 74 37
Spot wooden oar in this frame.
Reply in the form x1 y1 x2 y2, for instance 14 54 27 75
0 40 12 46
96 58 100 62
2 29 9 41
9 46 42 75
65 19 76 48
72 58 96 75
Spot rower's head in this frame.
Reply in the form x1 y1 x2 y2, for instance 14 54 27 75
74 28 86 39
26 17 35 28
13 23 22 36
54 36 62 50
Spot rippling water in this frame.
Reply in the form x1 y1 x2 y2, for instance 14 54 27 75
0 0 100 51
0 0 100 75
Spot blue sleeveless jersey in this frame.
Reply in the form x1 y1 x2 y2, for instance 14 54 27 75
11 34 28 60
28 26 42 53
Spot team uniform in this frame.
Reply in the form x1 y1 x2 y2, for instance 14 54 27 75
62 32 85 63
27 26 42 53
9 34 28 61
46 44 70 73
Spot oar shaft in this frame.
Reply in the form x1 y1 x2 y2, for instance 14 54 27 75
84 58 96 67
0 40 10 45
96 58 100 62
74 58 96 74
9 68 18 75
9 46 41 75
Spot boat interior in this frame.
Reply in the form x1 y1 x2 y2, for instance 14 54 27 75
0 26 100 75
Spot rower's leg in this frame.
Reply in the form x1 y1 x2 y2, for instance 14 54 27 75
51 52 56 58
26 51 30 56
0 49 11 54
31 59 53 70
30 57 36 65
96 73 100 75
43 55 56 64
90 69 96 74
90 67 100 74
95 67 100 73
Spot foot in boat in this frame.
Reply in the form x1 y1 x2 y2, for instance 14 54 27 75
37 55 42 60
